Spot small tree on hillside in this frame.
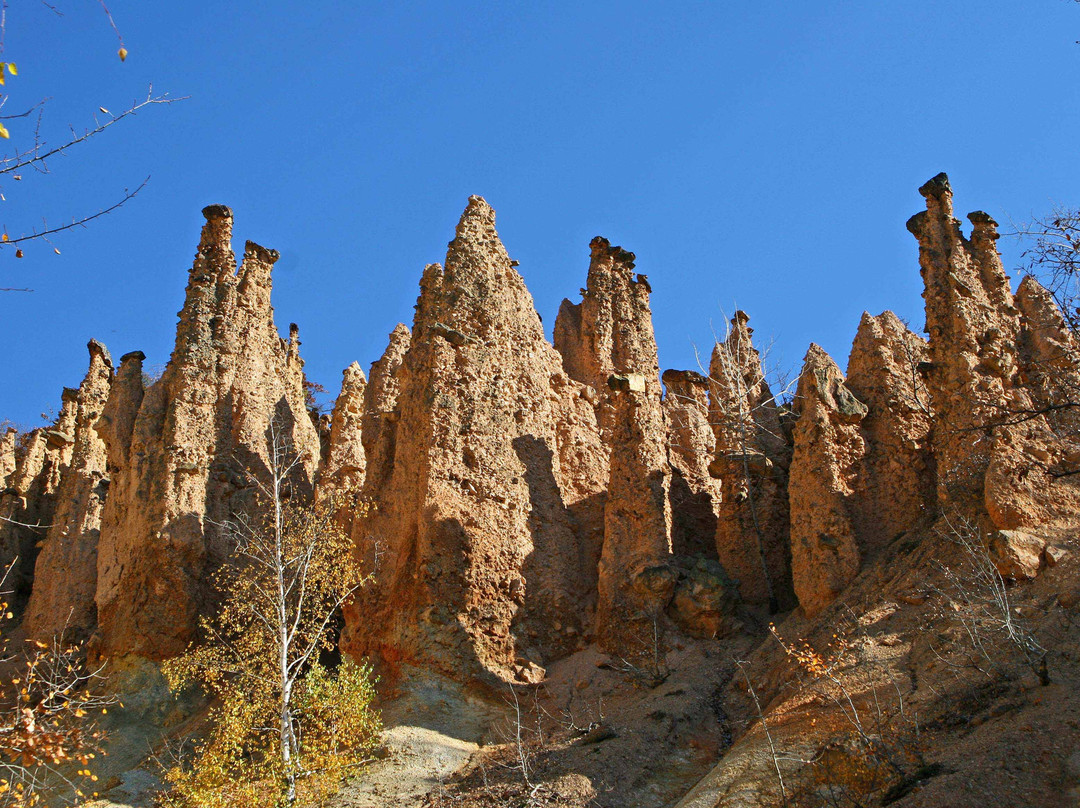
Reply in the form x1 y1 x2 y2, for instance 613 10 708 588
0 562 115 807
162 422 380 808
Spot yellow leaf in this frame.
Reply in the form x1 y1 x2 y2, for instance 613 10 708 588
7 63 16 76
2 233 8 242
118 47 128 62
0 123 9 140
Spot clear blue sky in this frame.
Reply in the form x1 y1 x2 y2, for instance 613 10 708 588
2 1 1079 425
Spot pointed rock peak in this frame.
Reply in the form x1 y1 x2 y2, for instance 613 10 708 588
87 338 113 369
342 361 367 388
1017 274 1050 300
1016 274 1071 332
443 196 518 286
721 310 757 358
802 342 835 371
419 262 444 289
857 310 877 330
797 343 866 421
388 322 411 344
453 195 497 243
238 240 280 295
854 310 910 343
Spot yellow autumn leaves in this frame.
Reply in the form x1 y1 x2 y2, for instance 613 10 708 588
0 62 18 140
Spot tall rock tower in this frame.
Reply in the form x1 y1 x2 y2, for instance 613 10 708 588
95 206 320 660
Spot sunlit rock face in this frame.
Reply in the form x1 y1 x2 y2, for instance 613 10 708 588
342 196 607 682
24 341 113 642
908 173 1080 532
0 387 79 612
94 205 319 660
707 311 795 612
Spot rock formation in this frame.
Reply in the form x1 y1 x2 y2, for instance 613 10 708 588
359 324 411 494
845 311 936 547
320 362 368 494
595 379 673 648
343 197 607 681
908 174 1080 531
554 237 661 403
94 205 320 660
788 344 868 617
0 388 78 608
8 174 1080 712
663 369 722 559
1015 276 1080 447
24 340 113 641
708 312 794 611
0 428 16 487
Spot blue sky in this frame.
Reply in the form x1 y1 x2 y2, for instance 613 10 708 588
2 1 1079 424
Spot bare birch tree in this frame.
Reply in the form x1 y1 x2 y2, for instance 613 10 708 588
162 421 379 807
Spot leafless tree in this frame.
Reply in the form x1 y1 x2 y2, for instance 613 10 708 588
697 309 796 613
0 2 182 286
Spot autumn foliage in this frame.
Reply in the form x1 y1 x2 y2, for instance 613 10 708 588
0 566 114 807
160 430 380 807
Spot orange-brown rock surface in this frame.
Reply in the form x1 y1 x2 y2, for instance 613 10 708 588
845 311 936 546
663 369 722 558
595 380 673 648
708 312 794 611
359 324 411 493
320 361 368 494
24 340 113 641
788 343 868 617
1015 275 1080 449
343 197 607 681
0 428 16 487
0 388 78 608
94 205 320 660
908 174 1080 531
554 237 661 401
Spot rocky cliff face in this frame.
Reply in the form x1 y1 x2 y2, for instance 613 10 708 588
320 361 368 495
94 205 320 660
342 197 608 681
845 311 936 548
663 369 722 559
0 388 79 609
23 341 113 641
708 312 794 611
788 344 868 617
359 324 411 494
908 174 1080 531
12 175 1080 703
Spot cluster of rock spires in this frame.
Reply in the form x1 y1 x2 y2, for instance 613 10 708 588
3 174 1079 683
